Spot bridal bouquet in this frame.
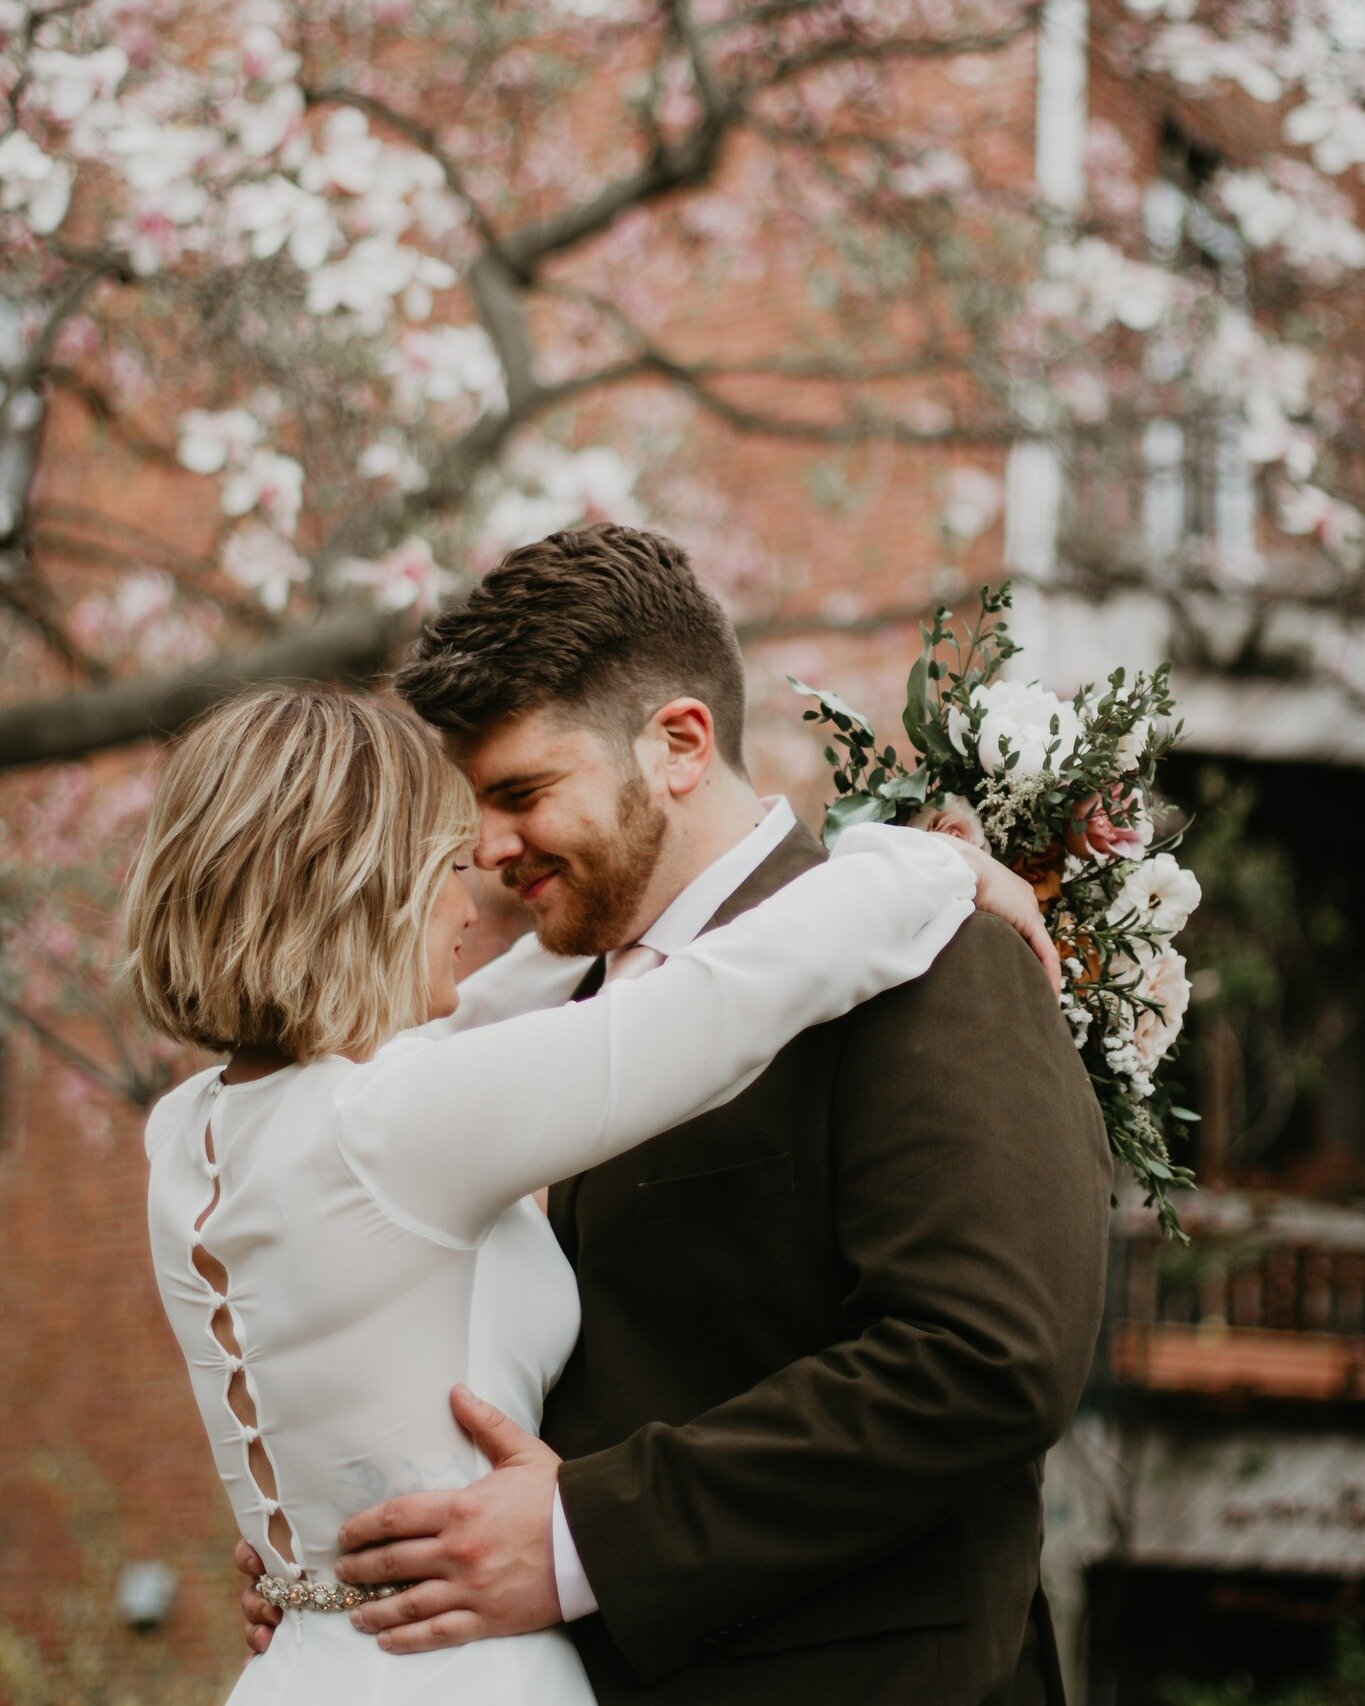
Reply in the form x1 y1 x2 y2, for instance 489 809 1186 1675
791 584 1199 1238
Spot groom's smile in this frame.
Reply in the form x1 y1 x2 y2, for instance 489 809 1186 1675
454 708 670 959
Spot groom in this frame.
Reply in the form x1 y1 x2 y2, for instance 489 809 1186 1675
240 524 1112 1703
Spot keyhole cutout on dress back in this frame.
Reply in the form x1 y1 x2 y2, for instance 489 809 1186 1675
195 1120 297 1570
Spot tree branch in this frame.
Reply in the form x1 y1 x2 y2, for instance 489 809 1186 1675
739 10 1041 93
0 994 158 1106
0 605 405 770
645 353 1017 446
0 258 125 434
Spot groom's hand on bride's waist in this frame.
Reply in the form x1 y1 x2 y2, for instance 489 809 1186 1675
333 1386 564 1654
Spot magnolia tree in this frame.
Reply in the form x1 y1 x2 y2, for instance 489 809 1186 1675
0 0 1362 1101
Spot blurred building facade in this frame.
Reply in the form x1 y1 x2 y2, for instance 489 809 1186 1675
2 3 1363 1702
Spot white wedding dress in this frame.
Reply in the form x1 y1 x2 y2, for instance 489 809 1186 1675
145 825 974 1705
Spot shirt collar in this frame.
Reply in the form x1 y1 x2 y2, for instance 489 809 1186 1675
632 796 797 961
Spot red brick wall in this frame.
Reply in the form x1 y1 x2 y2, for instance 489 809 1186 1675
0 1029 246 1702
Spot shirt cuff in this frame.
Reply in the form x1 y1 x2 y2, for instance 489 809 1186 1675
551 1484 600 1622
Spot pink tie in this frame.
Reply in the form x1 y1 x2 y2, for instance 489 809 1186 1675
602 943 666 984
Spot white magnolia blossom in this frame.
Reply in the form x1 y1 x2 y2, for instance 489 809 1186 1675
27 46 129 121
221 523 310 611
306 238 457 325
221 449 304 536
301 108 385 196
229 176 337 270
1218 167 1365 281
300 110 452 244
229 80 305 160
99 115 221 195
239 24 302 85
1277 484 1365 565
0 131 74 235
1107 852 1202 938
337 537 455 612
1285 92 1365 175
1192 308 1316 471
1143 23 1284 104
358 438 430 493
385 325 507 419
1036 238 1176 334
940 467 1002 543
949 679 1083 778
177 408 263 475
478 445 640 554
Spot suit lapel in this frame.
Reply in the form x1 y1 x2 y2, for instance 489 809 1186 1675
548 955 608 1259
700 820 827 934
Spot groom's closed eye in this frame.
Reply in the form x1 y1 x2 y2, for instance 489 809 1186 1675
484 775 560 812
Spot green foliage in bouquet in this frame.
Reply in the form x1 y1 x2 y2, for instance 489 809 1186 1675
791 583 1199 1239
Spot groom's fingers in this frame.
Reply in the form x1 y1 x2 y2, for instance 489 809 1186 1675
336 1537 446 1586
1023 912 1063 996
448 1383 536 1463
376 1609 485 1654
350 1579 467 1635
338 1490 463 1551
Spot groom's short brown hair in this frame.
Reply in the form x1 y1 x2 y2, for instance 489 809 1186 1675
395 524 748 770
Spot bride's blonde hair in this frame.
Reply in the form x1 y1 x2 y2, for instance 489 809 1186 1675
122 685 479 1061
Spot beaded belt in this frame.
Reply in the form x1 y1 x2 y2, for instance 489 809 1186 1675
258 1575 414 1613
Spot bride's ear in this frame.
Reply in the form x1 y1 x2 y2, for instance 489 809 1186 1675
644 698 715 800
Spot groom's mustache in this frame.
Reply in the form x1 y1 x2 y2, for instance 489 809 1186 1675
501 856 567 895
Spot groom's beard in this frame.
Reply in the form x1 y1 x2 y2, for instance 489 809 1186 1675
502 772 667 958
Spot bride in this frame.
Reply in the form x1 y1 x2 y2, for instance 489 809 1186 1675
125 683 1013 1706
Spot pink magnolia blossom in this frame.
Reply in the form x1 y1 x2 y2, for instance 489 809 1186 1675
337 538 454 612
222 523 309 610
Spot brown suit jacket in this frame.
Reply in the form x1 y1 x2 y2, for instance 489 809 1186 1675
543 823 1112 1706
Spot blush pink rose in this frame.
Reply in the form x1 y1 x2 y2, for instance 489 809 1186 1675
1065 785 1153 865
908 793 990 850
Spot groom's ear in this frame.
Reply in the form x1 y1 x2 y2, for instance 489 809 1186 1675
640 697 716 800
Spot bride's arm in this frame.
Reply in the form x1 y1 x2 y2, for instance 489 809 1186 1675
334 825 976 1247
411 932 594 1040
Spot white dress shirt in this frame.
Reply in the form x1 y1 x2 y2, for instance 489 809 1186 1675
553 796 797 1620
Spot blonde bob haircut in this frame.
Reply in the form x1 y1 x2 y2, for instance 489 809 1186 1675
123 685 479 1062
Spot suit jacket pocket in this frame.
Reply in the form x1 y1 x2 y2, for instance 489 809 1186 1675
635 1152 795 1222
720 1552 967 1657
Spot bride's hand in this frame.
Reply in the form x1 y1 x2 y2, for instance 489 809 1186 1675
937 838 1062 997
234 1538 279 1655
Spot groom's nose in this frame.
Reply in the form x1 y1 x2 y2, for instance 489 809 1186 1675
473 814 524 871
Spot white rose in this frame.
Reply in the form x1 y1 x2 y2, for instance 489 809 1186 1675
906 793 990 850
970 679 1083 777
1108 853 1202 937
1130 945 1191 1072
1115 716 1153 771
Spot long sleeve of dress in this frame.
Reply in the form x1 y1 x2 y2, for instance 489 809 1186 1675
333 824 976 1248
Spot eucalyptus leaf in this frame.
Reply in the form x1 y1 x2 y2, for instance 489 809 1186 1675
821 791 895 849
902 653 931 750
788 676 875 733
879 769 930 804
